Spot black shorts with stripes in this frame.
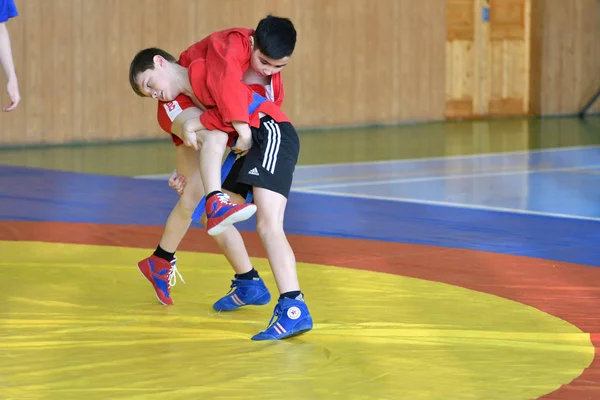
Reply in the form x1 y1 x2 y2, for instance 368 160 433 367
222 115 300 199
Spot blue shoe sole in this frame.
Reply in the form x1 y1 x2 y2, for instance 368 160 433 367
251 317 313 341
213 289 271 312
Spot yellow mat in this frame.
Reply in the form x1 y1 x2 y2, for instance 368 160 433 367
0 241 593 400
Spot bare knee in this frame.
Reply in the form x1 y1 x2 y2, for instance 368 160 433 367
256 211 284 240
198 129 228 148
205 221 238 250
253 188 287 240
179 185 204 217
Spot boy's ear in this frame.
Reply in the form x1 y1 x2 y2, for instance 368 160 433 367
153 55 166 68
249 35 255 51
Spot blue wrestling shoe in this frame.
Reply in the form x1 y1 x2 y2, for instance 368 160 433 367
251 297 313 341
213 278 271 311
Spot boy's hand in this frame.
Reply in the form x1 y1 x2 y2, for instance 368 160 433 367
233 134 252 156
182 127 199 150
168 170 186 195
3 78 20 111
182 118 205 150
232 121 252 156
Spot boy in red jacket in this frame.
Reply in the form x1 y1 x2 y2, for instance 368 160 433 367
130 18 294 236
129 16 313 341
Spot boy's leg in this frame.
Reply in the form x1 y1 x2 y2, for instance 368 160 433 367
137 144 269 308
253 188 299 294
233 115 313 340
199 130 257 236
158 145 205 253
198 128 228 195
206 157 273 311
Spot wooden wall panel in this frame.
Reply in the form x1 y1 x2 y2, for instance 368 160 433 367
446 0 532 118
2 0 596 147
488 0 529 115
535 0 600 115
445 0 476 118
445 0 600 118
0 0 446 146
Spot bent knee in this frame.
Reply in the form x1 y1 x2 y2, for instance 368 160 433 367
179 185 205 215
256 214 284 239
199 129 229 146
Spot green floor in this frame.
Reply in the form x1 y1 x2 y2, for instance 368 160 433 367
1 116 598 177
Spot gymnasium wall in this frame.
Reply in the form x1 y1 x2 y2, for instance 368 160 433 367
534 0 600 115
0 0 597 146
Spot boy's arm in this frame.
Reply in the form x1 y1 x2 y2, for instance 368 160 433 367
186 58 250 140
0 22 20 111
204 36 254 152
203 30 255 150
198 108 252 154
167 107 204 151
157 97 237 151
169 107 208 196
170 108 203 137
203 31 252 125
157 96 211 151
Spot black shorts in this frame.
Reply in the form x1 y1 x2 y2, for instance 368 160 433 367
222 115 299 199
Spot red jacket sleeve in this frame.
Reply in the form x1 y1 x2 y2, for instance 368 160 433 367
199 108 236 133
204 31 252 124
156 95 195 134
272 72 284 107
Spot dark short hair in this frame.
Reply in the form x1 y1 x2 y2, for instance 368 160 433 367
129 47 177 97
253 15 297 59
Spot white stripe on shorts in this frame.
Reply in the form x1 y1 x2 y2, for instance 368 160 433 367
262 120 281 174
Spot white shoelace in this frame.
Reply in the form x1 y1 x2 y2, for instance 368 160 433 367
217 192 232 204
168 256 186 287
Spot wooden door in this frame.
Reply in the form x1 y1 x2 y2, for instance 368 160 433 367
446 0 532 118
